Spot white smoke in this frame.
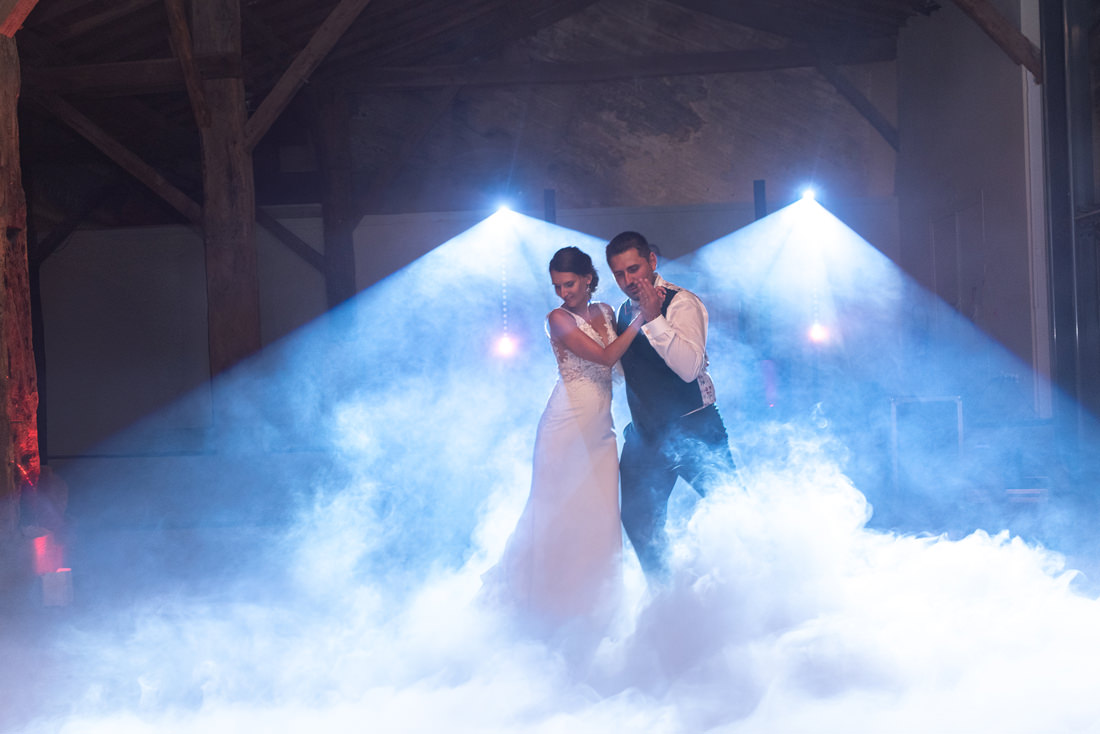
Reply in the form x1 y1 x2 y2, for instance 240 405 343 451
13 207 1100 733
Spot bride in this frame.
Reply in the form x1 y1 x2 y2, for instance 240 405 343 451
485 246 643 631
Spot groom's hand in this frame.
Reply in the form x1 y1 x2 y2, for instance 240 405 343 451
636 278 665 323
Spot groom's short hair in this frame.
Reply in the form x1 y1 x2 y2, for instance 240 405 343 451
606 231 653 261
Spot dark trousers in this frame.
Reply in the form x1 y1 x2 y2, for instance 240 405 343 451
619 404 736 579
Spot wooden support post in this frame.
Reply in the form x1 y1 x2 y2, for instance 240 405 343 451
312 86 358 308
0 35 36 585
193 0 261 377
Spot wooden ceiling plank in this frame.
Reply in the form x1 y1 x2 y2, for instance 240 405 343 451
947 0 1041 80
244 0 374 152
351 40 895 89
0 0 38 37
816 62 899 151
164 0 210 127
29 91 202 222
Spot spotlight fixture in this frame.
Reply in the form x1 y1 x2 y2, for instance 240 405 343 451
801 188 816 201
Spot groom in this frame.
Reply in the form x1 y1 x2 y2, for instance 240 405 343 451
606 231 736 580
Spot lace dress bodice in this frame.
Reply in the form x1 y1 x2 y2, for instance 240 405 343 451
548 304 617 389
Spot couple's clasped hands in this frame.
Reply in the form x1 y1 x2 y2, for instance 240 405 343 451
636 278 666 323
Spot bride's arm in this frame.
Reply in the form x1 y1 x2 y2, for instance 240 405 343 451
548 308 642 367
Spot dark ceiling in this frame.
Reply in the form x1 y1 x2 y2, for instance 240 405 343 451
14 0 941 231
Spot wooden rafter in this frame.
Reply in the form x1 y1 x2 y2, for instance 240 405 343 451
245 0 374 152
29 92 202 223
164 0 211 127
816 62 899 151
949 0 1041 80
0 0 37 37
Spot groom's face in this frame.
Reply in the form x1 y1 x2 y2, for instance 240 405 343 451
608 248 658 301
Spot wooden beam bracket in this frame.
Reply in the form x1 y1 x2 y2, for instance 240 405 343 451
245 0 374 151
816 62 899 152
949 0 1042 80
29 91 203 223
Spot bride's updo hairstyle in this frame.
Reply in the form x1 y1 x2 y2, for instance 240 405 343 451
549 246 599 293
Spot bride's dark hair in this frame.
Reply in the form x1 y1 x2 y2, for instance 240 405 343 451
548 246 599 293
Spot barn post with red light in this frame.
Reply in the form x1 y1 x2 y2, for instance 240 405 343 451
0 0 40 593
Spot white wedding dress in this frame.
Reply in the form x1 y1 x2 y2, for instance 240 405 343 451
486 304 623 628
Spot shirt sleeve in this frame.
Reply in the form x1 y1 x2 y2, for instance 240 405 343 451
641 290 709 382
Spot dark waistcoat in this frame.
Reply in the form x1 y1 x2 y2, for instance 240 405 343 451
617 287 705 440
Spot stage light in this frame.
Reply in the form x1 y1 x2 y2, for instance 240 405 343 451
495 202 512 214
493 334 517 357
808 322 829 343
801 188 816 201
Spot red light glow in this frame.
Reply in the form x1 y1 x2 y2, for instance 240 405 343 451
32 532 64 575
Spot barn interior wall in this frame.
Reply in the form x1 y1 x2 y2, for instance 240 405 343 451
896 0 1047 415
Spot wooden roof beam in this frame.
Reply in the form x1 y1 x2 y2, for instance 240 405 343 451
0 0 37 37
245 0 374 152
22 54 239 96
351 40 896 89
948 0 1041 80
